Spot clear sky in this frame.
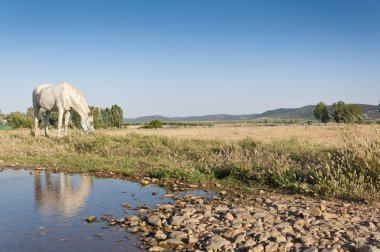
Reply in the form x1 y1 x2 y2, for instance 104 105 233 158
1 0 379 117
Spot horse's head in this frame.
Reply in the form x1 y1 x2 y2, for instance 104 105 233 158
81 112 95 134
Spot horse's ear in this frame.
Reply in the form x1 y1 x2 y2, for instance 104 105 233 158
88 112 92 116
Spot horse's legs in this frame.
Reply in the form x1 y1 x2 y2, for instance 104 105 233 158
57 109 63 138
33 107 40 137
64 111 70 136
44 111 51 137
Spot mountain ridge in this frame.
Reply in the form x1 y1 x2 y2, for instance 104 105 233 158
124 104 380 123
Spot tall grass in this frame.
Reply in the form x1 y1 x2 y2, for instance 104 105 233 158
0 127 379 202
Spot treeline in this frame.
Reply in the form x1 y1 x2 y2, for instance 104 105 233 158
314 101 364 123
0 105 123 129
71 105 124 129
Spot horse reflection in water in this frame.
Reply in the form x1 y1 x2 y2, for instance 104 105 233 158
34 171 93 217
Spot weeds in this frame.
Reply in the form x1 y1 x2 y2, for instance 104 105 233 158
1 127 380 202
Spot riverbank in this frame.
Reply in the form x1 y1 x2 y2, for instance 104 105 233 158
1 125 380 203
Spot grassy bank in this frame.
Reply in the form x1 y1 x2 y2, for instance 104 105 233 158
1 127 380 202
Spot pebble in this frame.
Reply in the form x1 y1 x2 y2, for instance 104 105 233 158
86 216 97 222
92 185 380 251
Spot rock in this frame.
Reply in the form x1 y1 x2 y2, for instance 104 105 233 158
123 203 132 208
224 213 234 221
169 231 188 240
188 236 199 244
128 215 140 226
221 229 235 239
170 215 186 226
86 216 97 222
205 234 231 250
234 233 246 244
148 247 165 252
363 221 377 231
321 248 338 252
164 194 175 198
147 215 162 227
214 205 229 213
310 207 322 217
322 212 338 221
158 204 174 210
320 203 327 211
303 247 318 252
165 239 183 245
152 191 159 195
265 242 279 252
355 245 380 252
274 235 286 243
249 244 264 252
154 230 167 241
140 179 149 186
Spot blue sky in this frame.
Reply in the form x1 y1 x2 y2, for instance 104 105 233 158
1 0 379 117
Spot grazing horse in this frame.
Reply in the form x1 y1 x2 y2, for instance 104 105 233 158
32 82 95 137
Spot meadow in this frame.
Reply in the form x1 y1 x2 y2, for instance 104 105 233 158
1 123 380 202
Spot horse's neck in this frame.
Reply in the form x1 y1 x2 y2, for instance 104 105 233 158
71 96 90 119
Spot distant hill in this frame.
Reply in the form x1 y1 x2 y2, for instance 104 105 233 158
124 104 380 123
124 114 258 123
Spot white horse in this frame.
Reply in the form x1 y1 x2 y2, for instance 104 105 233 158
32 82 95 137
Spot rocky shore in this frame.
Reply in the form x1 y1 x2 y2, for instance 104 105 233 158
88 179 380 252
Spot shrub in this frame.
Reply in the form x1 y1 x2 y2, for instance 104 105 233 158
6 112 32 128
143 120 163 129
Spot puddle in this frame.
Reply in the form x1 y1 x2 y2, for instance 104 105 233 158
0 169 213 252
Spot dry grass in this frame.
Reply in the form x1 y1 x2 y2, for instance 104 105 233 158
1 124 380 202
101 124 380 147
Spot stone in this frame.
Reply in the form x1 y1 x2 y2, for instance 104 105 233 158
265 242 279 252
166 239 183 245
169 231 188 240
205 234 231 250
249 244 264 252
86 216 97 222
303 248 319 252
147 215 162 227
310 207 322 217
148 247 165 252
164 194 175 198
188 236 199 244
158 204 174 210
322 212 337 221
154 230 167 241
214 205 229 213
224 213 234 221
170 215 186 226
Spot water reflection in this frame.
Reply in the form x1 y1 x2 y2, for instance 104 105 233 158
34 171 93 217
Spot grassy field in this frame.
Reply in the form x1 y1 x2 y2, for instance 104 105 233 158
1 124 380 202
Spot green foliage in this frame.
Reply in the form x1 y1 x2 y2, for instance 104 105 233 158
331 101 363 123
143 120 163 129
314 101 330 123
6 112 32 128
70 105 124 129
110 104 123 128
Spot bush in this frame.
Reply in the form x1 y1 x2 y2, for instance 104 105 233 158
143 120 163 129
6 112 32 128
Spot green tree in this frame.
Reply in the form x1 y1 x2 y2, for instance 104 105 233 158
314 101 330 123
70 110 81 128
331 102 363 124
111 104 123 128
331 101 346 123
345 104 363 123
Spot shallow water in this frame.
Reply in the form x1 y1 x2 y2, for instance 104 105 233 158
0 169 213 252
